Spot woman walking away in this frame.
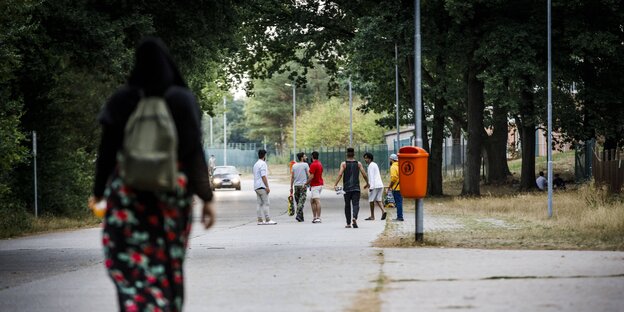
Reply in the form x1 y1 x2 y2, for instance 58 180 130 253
90 37 215 312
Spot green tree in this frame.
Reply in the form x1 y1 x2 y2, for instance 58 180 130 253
295 98 385 148
5 0 243 217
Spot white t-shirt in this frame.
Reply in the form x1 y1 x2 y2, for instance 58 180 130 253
366 161 384 189
536 176 547 190
253 159 268 190
292 162 309 186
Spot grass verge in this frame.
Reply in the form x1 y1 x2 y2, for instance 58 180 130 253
0 211 101 239
375 183 624 250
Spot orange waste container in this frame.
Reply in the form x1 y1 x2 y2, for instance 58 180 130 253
289 160 296 174
398 146 429 198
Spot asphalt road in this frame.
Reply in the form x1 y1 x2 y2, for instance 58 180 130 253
1 175 623 311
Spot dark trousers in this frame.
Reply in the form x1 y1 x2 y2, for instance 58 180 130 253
393 190 403 219
343 191 360 224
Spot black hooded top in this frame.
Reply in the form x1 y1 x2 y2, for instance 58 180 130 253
93 37 212 201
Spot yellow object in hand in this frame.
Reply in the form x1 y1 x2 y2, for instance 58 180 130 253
89 197 107 218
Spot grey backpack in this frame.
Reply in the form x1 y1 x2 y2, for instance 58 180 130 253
118 92 178 192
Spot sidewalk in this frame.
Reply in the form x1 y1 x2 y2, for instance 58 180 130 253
376 207 624 311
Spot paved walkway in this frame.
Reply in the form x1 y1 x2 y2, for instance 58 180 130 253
1 177 623 311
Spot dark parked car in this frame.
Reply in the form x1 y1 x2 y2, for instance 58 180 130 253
211 166 241 191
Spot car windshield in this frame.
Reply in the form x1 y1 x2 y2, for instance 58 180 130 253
214 167 237 175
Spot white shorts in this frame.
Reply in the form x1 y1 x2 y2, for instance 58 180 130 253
368 188 383 202
310 186 323 199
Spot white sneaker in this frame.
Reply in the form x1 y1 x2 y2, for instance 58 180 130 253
265 220 277 225
257 221 266 225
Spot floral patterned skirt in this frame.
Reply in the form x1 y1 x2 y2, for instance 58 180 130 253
102 173 193 312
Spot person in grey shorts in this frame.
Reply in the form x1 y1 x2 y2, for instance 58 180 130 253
290 152 310 222
253 149 276 225
363 152 387 220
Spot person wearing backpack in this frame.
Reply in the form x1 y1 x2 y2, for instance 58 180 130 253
90 37 215 312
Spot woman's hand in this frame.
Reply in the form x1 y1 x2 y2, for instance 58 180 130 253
88 196 102 210
201 201 216 229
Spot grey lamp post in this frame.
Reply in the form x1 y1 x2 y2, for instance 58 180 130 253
395 42 400 153
223 96 227 166
349 77 353 146
414 0 424 242
338 68 353 146
547 0 553 217
285 83 296 161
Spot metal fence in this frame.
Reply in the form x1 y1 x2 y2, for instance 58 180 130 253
592 148 624 193
205 143 260 173
441 138 467 178
299 144 392 175
205 139 468 178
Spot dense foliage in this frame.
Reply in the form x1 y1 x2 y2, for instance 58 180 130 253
1 0 622 228
1 0 241 221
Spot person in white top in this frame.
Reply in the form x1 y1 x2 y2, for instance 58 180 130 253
253 149 276 225
290 152 310 222
363 152 387 221
536 171 547 191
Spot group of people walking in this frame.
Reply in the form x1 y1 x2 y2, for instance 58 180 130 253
91 37 405 312
252 147 405 228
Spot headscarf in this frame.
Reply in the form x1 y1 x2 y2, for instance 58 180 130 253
128 37 187 96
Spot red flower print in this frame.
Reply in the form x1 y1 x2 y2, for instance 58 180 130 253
113 272 124 282
161 279 170 288
102 235 110 246
116 210 128 221
154 307 162 312
167 231 176 242
155 291 164 299
174 274 183 284
147 275 157 284
143 245 154 255
105 259 113 269
125 302 138 312
164 208 179 218
130 252 143 264
134 294 146 303
177 176 187 188
157 249 168 261
148 215 159 226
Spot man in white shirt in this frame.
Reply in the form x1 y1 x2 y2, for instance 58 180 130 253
363 152 387 221
208 155 216 175
253 149 276 225
290 152 310 222
536 171 547 191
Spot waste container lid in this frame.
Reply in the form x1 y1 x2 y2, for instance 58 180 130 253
399 146 429 155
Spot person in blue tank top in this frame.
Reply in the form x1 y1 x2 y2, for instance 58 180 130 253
333 148 368 228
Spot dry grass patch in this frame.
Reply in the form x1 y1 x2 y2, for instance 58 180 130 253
0 213 101 239
377 184 624 250
346 250 387 312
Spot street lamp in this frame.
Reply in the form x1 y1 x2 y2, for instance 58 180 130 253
285 82 296 161
223 96 227 165
414 0 424 242
349 77 353 146
395 42 400 153
338 68 353 146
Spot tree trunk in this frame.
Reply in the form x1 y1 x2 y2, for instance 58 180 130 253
484 103 511 184
518 77 536 190
428 97 445 196
461 66 484 196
